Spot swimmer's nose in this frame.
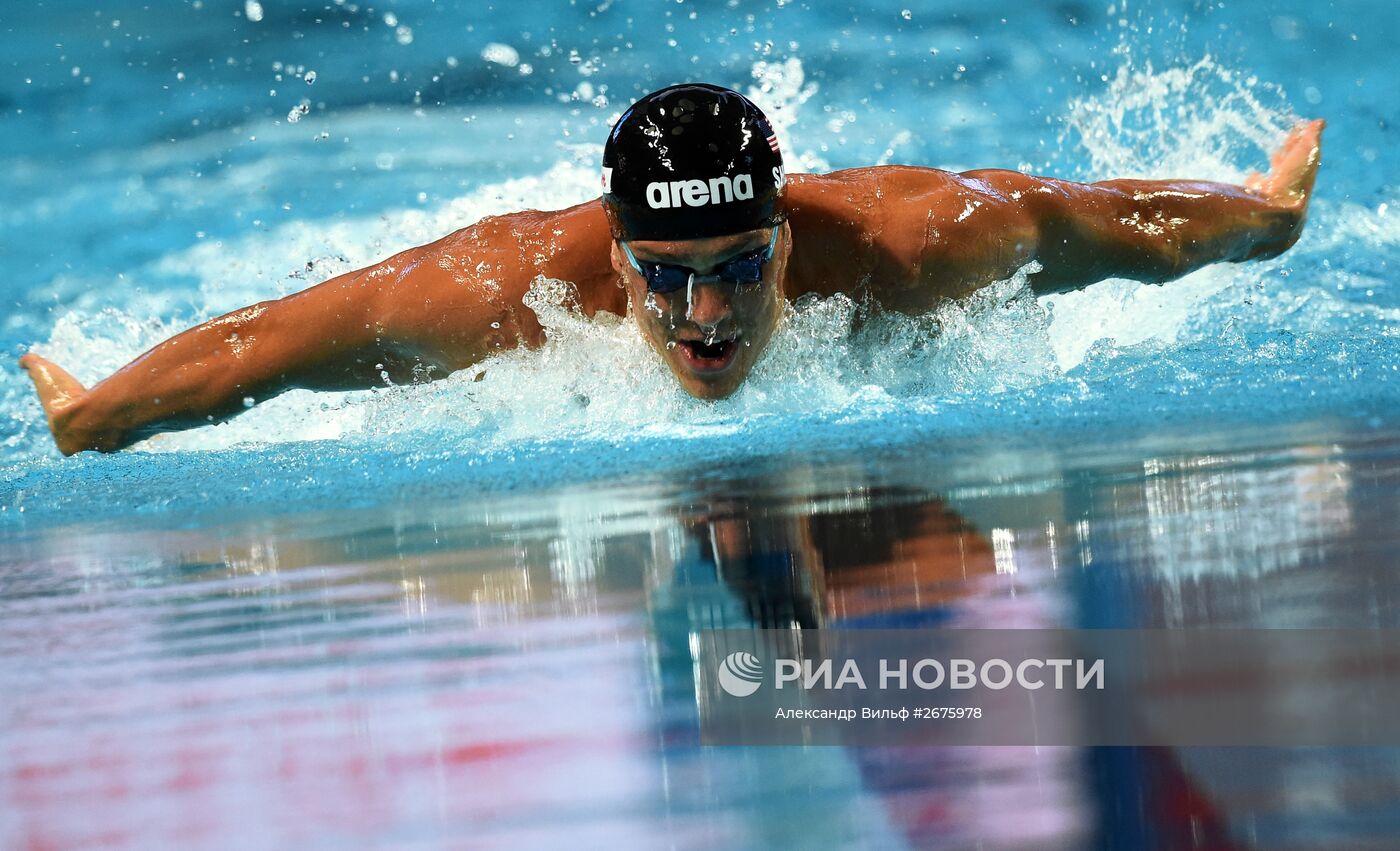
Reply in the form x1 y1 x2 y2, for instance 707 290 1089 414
687 279 733 328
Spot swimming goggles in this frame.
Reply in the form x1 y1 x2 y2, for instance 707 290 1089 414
620 227 779 294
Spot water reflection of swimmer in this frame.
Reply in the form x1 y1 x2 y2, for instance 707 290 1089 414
665 496 1244 850
23 83 1324 455
671 490 998 629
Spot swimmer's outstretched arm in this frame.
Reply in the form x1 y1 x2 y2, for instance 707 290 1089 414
20 204 611 455
19 240 469 455
963 119 1324 295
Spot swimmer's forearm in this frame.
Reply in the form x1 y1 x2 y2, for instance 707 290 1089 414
1029 176 1303 293
51 303 313 451
53 286 401 451
1098 177 1300 271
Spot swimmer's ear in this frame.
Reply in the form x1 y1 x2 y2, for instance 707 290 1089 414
608 240 630 286
772 219 794 285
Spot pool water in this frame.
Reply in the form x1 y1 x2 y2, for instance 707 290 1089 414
2 0 1399 847
6 424 1400 848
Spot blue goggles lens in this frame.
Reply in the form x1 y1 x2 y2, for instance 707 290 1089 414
622 228 779 294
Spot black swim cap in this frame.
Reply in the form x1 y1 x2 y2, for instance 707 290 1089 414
601 83 786 241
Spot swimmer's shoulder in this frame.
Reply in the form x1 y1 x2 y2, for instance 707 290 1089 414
415 200 621 317
786 166 968 231
784 169 952 300
787 165 963 202
784 166 1021 307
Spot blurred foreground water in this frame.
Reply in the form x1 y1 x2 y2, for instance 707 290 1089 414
5 419 1400 848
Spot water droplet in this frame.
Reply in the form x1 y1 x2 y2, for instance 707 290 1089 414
395 25 414 45
901 9 912 19
287 102 309 123
481 43 520 67
244 0 263 22
242 396 255 408
304 70 317 85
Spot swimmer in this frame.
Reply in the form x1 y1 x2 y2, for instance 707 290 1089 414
21 83 1324 454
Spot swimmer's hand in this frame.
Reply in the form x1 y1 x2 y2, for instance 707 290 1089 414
19 353 111 455
1244 118 1324 249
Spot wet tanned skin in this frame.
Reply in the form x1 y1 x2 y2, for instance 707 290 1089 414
22 121 1323 455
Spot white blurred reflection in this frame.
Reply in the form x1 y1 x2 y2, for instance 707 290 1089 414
1137 447 1353 579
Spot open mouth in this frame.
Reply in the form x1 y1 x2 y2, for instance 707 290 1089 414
676 338 739 372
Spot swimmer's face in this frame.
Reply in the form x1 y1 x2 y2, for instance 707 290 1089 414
611 223 789 400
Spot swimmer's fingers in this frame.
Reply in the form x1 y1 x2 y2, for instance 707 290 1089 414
1286 118 1325 205
19 353 87 408
1257 118 1325 208
19 353 95 455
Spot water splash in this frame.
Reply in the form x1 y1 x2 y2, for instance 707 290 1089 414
747 58 826 174
1044 53 1310 369
1062 54 1294 183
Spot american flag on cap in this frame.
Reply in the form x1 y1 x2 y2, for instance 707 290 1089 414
765 131 780 153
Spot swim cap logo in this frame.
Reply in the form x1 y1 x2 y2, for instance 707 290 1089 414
717 651 764 697
601 166 613 194
645 174 754 210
